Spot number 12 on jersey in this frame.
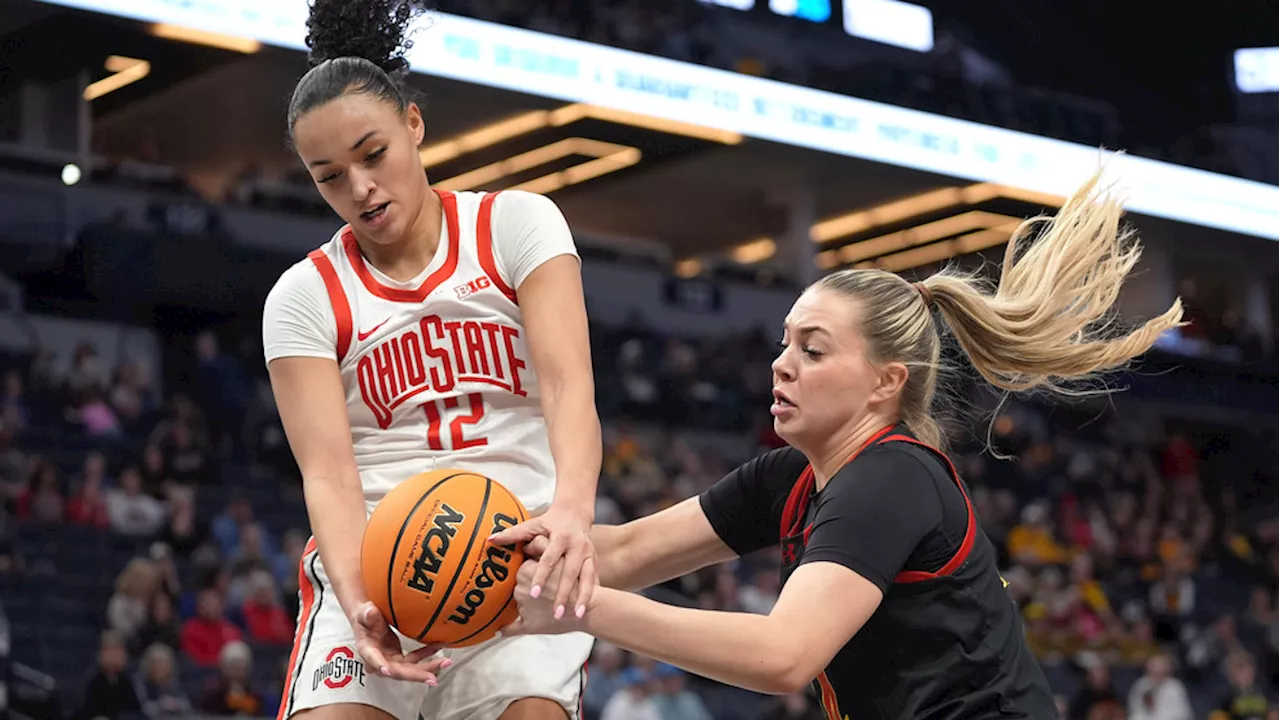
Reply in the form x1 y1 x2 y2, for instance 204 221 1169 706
421 393 488 451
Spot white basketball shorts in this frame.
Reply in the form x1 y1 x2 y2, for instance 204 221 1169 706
279 540 595 720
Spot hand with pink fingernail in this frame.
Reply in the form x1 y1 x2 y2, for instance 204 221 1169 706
502 557 594 637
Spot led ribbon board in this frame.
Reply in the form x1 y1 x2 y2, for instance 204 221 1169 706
38 0 1280 239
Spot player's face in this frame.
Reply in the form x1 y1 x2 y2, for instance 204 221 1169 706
768 286 911 448
293 93 427 244
770 289 900 449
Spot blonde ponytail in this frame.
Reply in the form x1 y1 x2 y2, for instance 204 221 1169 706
815 167 1184 450
921 168 1184 396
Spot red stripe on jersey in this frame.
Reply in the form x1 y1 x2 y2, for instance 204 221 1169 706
883 434 977 584
277 538 318 720
817 671 842 720
342 188 461 303
780 424 896 539
308 250 352 363
476 191 518 305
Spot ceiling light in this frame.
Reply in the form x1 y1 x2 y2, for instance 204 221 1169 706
433 138 640 193
150 23 261 53
730 237 777 264
420 103 741 170
83 56 150 101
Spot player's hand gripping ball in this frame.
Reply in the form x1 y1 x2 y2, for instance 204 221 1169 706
361 469 529 647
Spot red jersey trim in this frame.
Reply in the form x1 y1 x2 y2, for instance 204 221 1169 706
475 191 518 305
307 250 352 363
883 434 977 584
780 424 896 539
341 188 461 303
816 671 842 720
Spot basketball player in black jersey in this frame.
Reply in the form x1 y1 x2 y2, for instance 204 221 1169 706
492 168 1185 720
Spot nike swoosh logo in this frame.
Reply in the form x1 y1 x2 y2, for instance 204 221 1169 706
357 317 390 341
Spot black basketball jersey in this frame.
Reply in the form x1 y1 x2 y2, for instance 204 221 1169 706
701 425 1058 720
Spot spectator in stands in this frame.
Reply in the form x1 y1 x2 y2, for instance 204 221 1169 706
1186 615 1246 684
1244 588 1278 679
66 454 110 528
0 531 23 580
1116 616 1163 667
180 588 243 667
110 358 153 430
1 369 26 433
1213 651 1274 720
601 666 662 720
1071 550 1113 622
135 592 181 653
106 465 168 537
161 490 205 557
74 386 123 438
758 692 825 720
1071 658 1125 720
134 642 194 718
138 444 168 498
1127 652 1194 720
16 458 64 523
739 565 780 615
66 342 108 396
107 557 160 644
240 569 293 645
583 642 627 718
198 640 265 716
273 527 307 584
227 524 278 610
651 663 713 720
0 423 25 499
211 491 273 559
1149 561 1196 643
166 422 210 487
72 630 141 720
1008 502 1069 566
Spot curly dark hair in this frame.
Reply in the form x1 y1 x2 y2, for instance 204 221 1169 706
287 0 430 135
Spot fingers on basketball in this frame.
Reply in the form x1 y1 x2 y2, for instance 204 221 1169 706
361 470 530 649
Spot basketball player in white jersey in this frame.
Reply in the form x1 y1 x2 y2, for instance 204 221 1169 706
262 2 599 719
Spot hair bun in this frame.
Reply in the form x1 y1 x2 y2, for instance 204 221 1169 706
304 0 427 73
381 57 411 81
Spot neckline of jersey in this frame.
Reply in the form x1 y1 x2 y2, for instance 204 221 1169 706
341 188 461 303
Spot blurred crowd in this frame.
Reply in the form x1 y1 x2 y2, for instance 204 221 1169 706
0 306 1275 719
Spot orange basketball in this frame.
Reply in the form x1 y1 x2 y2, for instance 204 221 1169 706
361 469 528 648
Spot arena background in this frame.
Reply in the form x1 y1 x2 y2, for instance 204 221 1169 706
0 0 1276 718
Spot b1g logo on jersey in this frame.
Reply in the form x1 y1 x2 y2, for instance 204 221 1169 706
446 512 519 626
454 276 492 299
313 646 366 691
407 503 465 595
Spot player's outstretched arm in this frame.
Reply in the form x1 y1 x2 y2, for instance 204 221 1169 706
589 498 739 591
268 357 447 684
507 559 882 695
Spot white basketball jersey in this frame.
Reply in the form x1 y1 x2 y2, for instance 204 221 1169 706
283 190 563 514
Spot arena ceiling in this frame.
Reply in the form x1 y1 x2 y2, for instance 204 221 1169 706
3 0 1275 278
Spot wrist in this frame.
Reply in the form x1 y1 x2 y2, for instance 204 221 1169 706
550 495 596 525
582 587 619 632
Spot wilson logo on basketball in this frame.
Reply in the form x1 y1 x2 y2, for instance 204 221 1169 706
454 276 492 299
356 314 529 429
407 503 465 595
446 512 520 626
313 646 366 691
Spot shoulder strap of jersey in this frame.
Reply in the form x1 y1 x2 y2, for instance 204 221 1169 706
779 464 815 539
307 249 352 363
475 191 518 305
875 433 978 583
778 424 898 540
